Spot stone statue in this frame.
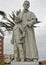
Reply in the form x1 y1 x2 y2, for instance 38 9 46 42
11 0 39 62
11 15 25 61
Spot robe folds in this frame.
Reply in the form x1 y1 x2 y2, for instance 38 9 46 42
19 10 39 59
11 10 39 60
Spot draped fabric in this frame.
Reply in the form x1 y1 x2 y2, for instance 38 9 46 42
19 10 39 59
11 10 39 60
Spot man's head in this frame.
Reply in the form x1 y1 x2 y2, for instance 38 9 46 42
23 0 30 10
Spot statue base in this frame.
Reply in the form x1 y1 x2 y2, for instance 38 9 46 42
11 61 39 65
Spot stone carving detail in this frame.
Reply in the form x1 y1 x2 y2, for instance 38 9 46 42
11 0 39 62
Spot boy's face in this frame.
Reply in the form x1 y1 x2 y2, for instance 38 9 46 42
15 17 20 23
23 1 30 10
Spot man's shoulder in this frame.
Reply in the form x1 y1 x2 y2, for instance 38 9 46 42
28 11 35 15
28 11 36 17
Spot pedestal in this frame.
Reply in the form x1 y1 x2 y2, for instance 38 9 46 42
11 61 39 65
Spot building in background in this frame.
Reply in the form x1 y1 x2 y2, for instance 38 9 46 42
39 60 46 65
0 35 4 65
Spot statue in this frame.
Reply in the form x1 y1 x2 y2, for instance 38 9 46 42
11 0 39 62
11 12 25 61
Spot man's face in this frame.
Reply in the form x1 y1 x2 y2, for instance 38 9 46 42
23 1 30 10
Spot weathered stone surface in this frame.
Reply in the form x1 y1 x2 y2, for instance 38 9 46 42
11 0 39 62
11 61 39 65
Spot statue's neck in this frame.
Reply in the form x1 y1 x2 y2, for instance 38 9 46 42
23 9 29 13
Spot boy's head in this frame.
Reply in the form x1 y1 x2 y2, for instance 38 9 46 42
15 16 22 24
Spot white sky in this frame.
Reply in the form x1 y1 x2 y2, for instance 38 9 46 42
0 0 46 61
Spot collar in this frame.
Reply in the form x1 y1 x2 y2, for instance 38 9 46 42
23 9 29 13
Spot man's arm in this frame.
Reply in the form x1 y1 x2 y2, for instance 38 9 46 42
27 12 38 27
27 18 37 27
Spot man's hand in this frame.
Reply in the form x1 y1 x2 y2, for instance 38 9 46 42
27 22 32 27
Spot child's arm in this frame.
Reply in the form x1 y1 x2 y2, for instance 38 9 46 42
19 25 24 34
19 25 25 40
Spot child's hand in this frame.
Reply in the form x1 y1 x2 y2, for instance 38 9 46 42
20 35 24 41
23 23 28 28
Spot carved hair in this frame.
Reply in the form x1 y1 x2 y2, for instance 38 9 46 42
23 0 30 7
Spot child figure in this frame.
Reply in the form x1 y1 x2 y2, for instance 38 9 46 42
12 16 25 61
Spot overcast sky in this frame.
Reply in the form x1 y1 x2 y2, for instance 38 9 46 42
0 0 46 61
